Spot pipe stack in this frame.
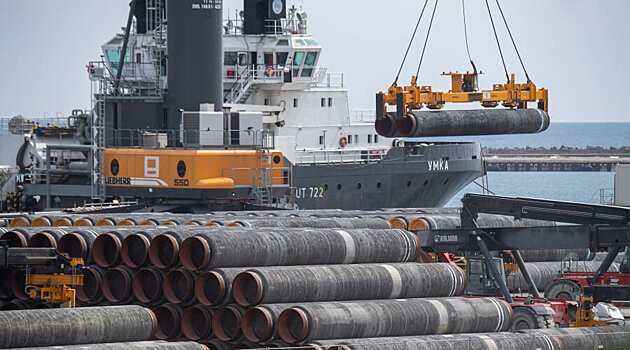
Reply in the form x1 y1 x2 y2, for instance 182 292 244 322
2 209 623 349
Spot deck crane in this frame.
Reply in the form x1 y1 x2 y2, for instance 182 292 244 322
375 0 549 138
0 241 84 308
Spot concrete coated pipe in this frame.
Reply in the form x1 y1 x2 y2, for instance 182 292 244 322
76 265 106 304
0 305 156 348
508 260 618 292
203 339 231 350
408 214 551 231
163 268 197 305
180 228 420 270
0 228 31 247
102 265 136 304
212 304 248 342
181 304 214 341
232 262 465 306
310 332 561 350
277 297 513 343
521 324 630 350
19 341 210 350
241 303 297 343
153 303 184 340
57 229 100 263
132 267 166 305
227 217 391 229
195 267 248 307
396 108 550 137
27 228 71 248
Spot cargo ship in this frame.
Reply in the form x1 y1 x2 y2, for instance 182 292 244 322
0 0 482 212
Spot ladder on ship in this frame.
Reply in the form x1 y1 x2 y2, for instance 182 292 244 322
90 86 106 202
256 149 273 206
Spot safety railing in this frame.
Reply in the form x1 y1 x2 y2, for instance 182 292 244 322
108 128 275 149
88 60 162 97
0 116 76 135
296 148 388 165
221 167 290 187
349 109 375 123
314 72 343 88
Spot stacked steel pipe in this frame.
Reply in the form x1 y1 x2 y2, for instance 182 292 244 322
1 210 623 349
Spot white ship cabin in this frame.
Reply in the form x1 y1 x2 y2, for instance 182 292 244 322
223 6 390 165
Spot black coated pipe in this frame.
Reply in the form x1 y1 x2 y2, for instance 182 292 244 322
57 229 100 263
241 303 297 343
277 297 513 343
0 305 156 348
203 339 231 350
232 262 465 306
132 267 166 305
153 303 184 340
20 341 210 349
212 304 248 342
181 305 214 341
0 228 31 247
76 265 106 304
122 229 164 267
163 268 197 305
180 228 420 270
27 228 71 248
195 267 248 307
396 108 550 137
102 265 136 304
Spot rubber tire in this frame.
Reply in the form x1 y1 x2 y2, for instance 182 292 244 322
545 279 581 301
510 307 554 331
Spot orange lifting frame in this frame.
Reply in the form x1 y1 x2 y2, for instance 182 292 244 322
378 72 548 117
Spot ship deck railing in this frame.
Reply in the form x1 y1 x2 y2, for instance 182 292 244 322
107 128 275 150
221 167 291 188
296 148 389 165
0 116 74 135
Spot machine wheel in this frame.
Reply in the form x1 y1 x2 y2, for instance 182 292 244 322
510 307 554 331
545 279 581 301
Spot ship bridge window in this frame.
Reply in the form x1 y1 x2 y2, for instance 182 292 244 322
305 39 319 46
301 52 318 77
374 134 379 143
368 135 372 143
106 50 130 74
294 39 306 47
293 51 305 77
225 52 238 66
276 39 289 46
293 52 305 66
276 52 289 66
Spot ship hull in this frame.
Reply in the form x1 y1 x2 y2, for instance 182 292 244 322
291 142 482 209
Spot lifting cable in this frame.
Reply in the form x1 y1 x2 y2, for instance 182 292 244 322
461 0 477 73
484 0 510 83
415 0 440 80
494 0 531 82
393 0 430 86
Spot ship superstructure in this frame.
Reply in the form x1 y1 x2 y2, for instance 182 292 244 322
0 0 483 211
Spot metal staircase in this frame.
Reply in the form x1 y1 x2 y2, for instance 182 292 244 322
224 68 258 104
90 87 106 202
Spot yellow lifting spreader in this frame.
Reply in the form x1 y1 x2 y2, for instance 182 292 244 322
377 71 548 119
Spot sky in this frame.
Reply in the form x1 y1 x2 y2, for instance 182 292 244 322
1 0 629 122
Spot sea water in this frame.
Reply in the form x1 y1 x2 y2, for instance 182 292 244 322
436 122 629 207
445 171 616 207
